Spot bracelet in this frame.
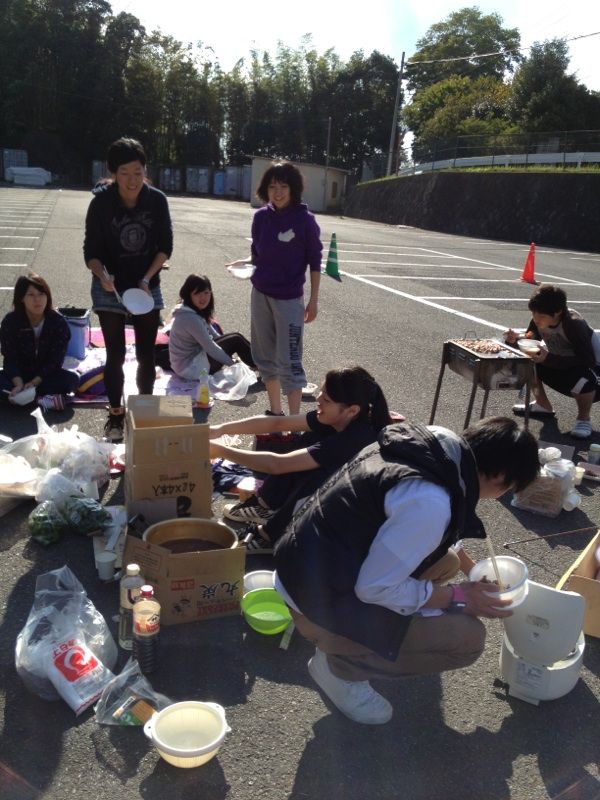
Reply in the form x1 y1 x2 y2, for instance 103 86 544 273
141 278 150 285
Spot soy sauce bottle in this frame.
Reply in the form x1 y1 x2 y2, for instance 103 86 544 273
132 585 161 674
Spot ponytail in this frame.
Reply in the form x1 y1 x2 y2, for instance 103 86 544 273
324 366 390 434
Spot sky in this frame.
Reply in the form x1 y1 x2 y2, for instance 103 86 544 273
109 0 600 91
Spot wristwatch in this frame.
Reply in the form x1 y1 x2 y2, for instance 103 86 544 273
446 584 467 614
141 278 150 286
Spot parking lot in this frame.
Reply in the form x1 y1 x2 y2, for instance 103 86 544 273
0 186 599 800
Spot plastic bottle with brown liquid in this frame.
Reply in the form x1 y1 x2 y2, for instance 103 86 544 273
132 585 161 674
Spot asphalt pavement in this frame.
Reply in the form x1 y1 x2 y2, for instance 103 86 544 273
0 186 599 800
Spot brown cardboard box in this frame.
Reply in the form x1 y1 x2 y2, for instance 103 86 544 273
125 456 212 524
556 531 600 638
122 532 245 625
124 395 212 522
127 394 192 427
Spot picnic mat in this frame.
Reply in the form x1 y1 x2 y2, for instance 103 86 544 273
89 326 170 348
65 345 199 406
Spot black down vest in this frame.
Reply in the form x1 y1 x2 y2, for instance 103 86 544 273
275 422 485 660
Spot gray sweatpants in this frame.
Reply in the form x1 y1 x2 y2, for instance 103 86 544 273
250 287 306 393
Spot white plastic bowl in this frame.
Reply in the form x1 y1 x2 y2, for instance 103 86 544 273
8 386 36 406
518 339 542 355
144 701 230 768
227 265 255 280
243 569 275 593
469 556 529 610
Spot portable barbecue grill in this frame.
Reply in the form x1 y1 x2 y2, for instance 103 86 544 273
429 338 536 429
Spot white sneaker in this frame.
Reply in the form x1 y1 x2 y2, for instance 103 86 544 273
570 419 593 438
307 648 393 725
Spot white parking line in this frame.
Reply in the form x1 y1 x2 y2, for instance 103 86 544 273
355 275 583 284
0 235 39 239
0 263 28 267
0 247 34 251
340 271 507 332
419 297 600 303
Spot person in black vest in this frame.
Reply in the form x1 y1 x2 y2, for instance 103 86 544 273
274 416 539 725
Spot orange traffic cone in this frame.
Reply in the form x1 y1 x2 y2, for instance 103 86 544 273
519 243 538 285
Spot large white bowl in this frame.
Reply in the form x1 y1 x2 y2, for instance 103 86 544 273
518 339 542 355
144 701 230 769
243 569 275 593
469 556 529 610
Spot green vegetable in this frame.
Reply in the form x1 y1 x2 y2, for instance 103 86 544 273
60 496 112 535
28 500 68 545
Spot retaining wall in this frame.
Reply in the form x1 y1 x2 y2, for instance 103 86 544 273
343 172 600 253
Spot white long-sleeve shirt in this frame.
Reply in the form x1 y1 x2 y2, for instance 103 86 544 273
275 478 451 615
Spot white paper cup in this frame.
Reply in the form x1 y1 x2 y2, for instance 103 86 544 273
95 550 117 580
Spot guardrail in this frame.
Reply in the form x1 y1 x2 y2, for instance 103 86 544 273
399 152 600 176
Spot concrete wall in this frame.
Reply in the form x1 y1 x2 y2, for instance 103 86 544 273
344 172 600 253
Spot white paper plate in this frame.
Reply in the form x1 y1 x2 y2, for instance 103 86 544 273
122 288 154 315
227 265 255 280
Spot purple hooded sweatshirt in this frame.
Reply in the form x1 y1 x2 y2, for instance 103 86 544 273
250 203 322 300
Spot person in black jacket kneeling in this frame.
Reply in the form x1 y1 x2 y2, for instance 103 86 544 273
273 416 539 725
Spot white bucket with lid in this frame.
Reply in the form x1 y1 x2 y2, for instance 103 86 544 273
144 701 230 768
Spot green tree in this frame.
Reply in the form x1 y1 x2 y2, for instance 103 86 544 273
404 74 511 160
509 39 600 132
407 7 521 93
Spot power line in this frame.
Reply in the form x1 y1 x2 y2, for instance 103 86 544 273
406 29 600 66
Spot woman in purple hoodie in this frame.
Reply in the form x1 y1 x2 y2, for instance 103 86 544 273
226 162 322 416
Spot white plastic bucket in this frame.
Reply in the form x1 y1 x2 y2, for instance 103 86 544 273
469 556 529 610
144 701 230 768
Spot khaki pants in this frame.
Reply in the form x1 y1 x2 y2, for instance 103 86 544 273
290 549 486 681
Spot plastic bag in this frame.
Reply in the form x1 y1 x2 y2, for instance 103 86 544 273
45 632 114 715
0 451 40 497
209 361 257 401
60 496 112 535
2 409 113 487
28 499 69 545
95 658 172 725
15 565 118 702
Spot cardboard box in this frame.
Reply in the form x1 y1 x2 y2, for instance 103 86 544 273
556 531 600 638
126 395 200 463
127 394 193 426
122 532 245 625
125 457 212 524
124 394 212 522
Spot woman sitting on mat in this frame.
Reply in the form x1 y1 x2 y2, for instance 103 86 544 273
166 274 256 379
0 273 79 404
209 365 396 553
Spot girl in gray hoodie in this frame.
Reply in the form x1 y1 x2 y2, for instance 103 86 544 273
168 274 255 380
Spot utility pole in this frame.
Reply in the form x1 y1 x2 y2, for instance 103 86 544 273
323 115 332 211
386 51 405 176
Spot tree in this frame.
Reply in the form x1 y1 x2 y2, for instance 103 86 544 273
403 74 512 160
509 39 600 132
407 7 521 94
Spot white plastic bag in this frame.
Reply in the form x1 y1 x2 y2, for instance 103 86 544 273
45 633 114 715
209 361 257 401
15 565 118 702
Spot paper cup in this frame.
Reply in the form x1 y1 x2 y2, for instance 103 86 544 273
95 550 117 580
8 386 36 406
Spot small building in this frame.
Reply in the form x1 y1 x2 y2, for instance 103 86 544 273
250 156 347 213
